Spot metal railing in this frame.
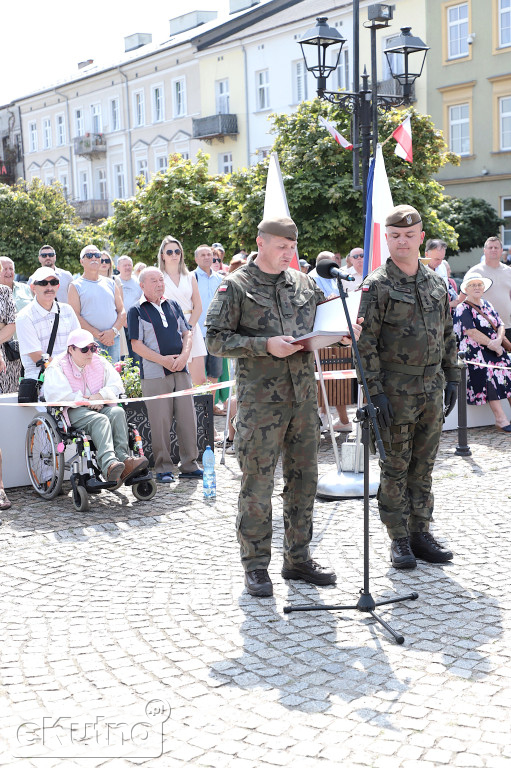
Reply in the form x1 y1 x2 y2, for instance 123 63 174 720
192 114 238 140
73 133 107 156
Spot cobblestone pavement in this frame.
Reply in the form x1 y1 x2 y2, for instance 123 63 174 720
1 415 510 767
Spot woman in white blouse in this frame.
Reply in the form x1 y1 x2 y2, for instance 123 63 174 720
158 235 207 385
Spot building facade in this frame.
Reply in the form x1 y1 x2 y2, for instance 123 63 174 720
427 0 511 264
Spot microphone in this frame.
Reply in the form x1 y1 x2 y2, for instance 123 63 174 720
315 259 355 282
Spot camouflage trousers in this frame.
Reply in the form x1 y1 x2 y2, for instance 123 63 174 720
234 400 321 572
377 386 444 540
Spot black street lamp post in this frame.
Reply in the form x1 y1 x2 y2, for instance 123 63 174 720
299 3 428 219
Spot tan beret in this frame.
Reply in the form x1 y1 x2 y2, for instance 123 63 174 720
258 216 298 241
385 205 422 228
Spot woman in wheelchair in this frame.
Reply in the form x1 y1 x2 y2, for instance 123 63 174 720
43 329 148 484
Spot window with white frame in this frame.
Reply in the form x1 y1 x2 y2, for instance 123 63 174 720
114 163 125 198
502 197 511 247
156 154 168 172
449 103 470 155
337 48 350 90
58 173 68 198
172 78 186 117
75 108 85 137
447 3 469 59
28 122 38 152
174 140 190 159
43 118 52 149
500 96 511 150
136 158 149 183
256 70 270 110
382 35 403 80
56 114 65 146
79 171 88 201
499 0 511 47
152 85 164 122
91 104 102 134
215 79 230 114
110 98 120 131
292 60 308 103
134 91 145 127
218 152 233 174
97 169 107 200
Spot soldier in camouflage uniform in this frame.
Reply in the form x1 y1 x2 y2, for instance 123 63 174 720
357 205 460 569
206 216 360 597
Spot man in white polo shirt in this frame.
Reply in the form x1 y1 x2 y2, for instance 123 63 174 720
462 236 511 343
16 266 80 381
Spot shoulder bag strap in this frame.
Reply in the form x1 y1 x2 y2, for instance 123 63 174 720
465 301 499 334
47 302 61 356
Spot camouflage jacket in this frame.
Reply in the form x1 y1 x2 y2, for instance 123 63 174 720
206 259 325 403
357 258 461 397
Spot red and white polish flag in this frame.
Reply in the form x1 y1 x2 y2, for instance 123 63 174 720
392 115 413 163
319 115 353 151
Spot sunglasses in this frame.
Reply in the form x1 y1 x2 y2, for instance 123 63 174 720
351 253 364 259
212 258 222 263
73 344 98 353
83 252 101 259
40 253 56 258
35 278 60 287
101 258 111 264
164 248 181 256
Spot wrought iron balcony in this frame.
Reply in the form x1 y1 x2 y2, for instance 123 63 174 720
192 114 238 142
71 199 109 220
73 133 107 156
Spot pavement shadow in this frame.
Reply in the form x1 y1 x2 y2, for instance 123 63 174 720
2 480 167 539
208 558 502 723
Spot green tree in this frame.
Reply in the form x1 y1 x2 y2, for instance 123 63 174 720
227 101 461 259
0 178 104 276
107 152 230 268
437 196 504 256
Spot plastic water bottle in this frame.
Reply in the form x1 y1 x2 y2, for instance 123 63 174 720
203 445 216 499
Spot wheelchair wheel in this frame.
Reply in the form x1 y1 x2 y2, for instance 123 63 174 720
72 485 90 512
25 413 65 499
132 479 157 502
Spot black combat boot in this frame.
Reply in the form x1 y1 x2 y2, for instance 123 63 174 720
245 569 273 597
409 532 453 563
390 537 417 569
281 559 336 586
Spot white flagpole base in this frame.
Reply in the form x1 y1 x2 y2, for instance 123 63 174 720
316 468 380 499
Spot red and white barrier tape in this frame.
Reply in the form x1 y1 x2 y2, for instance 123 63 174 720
0 379 236 408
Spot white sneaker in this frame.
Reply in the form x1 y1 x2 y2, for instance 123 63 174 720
332 419 352 432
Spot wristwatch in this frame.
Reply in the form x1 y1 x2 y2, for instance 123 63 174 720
112 327 120 337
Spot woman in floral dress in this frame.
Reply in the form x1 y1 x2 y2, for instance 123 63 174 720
454 275 511 432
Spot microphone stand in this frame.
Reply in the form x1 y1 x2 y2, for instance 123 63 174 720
284 273 418 644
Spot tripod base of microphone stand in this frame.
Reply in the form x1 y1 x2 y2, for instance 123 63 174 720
284 589 419 645
316 469 379 499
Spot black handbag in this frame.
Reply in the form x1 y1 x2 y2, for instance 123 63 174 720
3 339 20 361
18 377 40 403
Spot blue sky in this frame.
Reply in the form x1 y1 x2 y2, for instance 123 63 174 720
1 0 231 104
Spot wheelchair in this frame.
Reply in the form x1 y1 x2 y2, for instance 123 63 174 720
25 405 157 511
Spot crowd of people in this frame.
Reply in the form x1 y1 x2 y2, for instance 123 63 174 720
1 224 510 593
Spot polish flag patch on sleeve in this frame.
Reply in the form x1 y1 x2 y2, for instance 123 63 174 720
218 285 228 292
362 285 370 291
